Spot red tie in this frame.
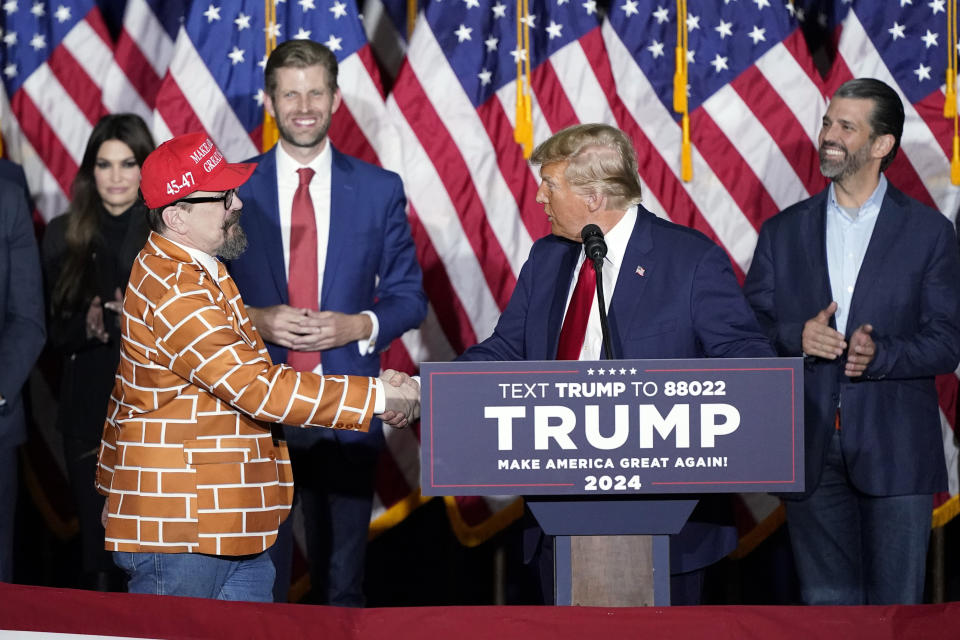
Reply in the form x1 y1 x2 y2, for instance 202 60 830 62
556 258 596 360
286 167 321 372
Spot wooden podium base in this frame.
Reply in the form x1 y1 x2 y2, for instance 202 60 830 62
570 535 656 606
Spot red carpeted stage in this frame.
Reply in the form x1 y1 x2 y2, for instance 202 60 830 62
1 582 959 639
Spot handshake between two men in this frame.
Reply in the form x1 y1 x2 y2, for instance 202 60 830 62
378 369 421 429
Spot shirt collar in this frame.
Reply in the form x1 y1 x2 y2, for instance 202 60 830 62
594 205 636 271
165 236 220 278
275 138 332 181
827 174 887 222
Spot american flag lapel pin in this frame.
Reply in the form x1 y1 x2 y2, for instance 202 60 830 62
636 265 646 277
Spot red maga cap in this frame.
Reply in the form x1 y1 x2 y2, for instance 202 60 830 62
140 132 256 208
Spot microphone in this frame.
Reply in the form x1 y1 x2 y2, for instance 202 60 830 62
579 224 614 360
581 224 607 264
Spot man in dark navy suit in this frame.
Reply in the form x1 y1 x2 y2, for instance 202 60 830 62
458 123 775 603
228 40 425 604
0 170 45 581
744 78 960 605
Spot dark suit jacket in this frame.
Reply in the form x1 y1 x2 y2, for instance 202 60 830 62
461 206 776 573
40 204 150 442
744 184 960 498
229 144 426 454
0 176 45 448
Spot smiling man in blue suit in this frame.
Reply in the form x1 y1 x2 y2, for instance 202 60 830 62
227 40 426 605
744 78 960 605
459 123 774 604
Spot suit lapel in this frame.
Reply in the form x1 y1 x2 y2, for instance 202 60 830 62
608 208 655 354
847 186 907 329
803 193 835 326
322 146 351 306
546 242 581 358
248 149 289 304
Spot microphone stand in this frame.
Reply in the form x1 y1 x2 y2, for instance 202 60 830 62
592 256 615 361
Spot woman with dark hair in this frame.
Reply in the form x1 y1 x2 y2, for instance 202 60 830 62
41 113 155 591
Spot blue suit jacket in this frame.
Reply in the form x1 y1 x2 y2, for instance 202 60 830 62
744 184 960 498
228 145 426 454
462 206 775 573
0 175 45 448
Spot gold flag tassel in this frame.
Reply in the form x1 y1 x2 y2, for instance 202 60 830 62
261 0 279 151
514 0 534 158
407 0 417 40
672 0 687 114
952 110 960 185
674 0 692 181
945 0 957 118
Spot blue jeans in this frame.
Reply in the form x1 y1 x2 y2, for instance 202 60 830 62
114 550 275 602
785 430 932 605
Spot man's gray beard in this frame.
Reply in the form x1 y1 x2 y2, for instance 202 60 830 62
217 222 248 260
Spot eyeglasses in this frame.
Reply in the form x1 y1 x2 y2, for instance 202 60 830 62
177 189 236 210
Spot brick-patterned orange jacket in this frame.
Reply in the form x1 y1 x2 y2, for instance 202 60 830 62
96 232 377 556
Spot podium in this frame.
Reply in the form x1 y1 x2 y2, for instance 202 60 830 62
420 358 803 606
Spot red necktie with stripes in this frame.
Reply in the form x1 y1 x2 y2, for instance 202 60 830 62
286 167 321 372
556 258 596 360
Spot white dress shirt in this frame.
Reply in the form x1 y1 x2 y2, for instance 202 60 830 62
562 206 637 361
825 175 886 336
273 141 379 366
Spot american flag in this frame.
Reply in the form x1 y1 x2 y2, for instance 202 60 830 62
821 0 960 525
100 0 183 124
0 0 113 222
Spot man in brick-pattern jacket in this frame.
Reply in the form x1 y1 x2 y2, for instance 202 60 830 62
95 133 417 601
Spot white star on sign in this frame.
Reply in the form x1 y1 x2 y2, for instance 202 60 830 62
203 4 221 22
715 19 733 39
455 24 472 42
747 25 766 44
710 53 729 72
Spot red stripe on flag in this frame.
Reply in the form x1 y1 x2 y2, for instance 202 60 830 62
356 44 386 99
10 90 77 197
580 30 744 279
329 104 379 166
531 58 580 132
408 205 478 352
689 108 780 231
381 338 416 376
115 30 163 106
475 97 549 243
392 73 517 311
453 495 494 527
731 65 828 201
781 29 828 97
154 74 206 137
914 90 953 160
46 47 105 126
937 373 958 431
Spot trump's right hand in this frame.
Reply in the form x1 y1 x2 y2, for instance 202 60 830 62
378 369 420 428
